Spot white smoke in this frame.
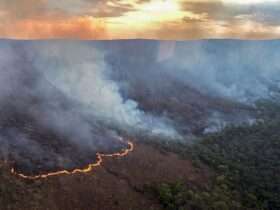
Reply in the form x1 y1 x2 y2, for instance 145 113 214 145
162 41 280 103
30 42 180 139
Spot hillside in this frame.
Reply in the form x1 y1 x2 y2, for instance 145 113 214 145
0 39 279 210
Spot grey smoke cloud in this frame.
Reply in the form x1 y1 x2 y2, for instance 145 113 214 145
0 40 181 173
1 39 279 173
162 40 280 103
29 41 180 139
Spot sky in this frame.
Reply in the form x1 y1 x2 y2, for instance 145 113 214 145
1 0 280 40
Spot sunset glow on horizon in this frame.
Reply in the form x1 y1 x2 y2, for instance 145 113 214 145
1 0 280 40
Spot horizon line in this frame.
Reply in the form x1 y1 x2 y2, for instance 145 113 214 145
1 37 280 42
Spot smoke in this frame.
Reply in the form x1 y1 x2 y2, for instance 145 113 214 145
0 40 181 173
29 41 179 139
1 39 279 173
162 40 280 103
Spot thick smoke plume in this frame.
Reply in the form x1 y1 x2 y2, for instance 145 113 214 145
30 42 180 139
0 40 181 174
0 39 279 173
162 40 280 103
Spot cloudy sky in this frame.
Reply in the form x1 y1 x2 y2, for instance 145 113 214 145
1 0 280 39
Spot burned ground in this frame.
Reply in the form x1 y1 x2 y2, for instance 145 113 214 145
0 141 209 210
0 39 279 210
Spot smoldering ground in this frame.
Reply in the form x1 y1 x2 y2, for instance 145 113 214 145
0 39 279 175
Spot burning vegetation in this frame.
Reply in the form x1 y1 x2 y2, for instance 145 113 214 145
0 39 280 210
11 140 134 180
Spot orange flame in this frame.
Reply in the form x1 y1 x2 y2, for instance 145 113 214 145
10 139 134 180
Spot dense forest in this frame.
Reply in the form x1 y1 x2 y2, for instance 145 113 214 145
1 102 279 210
148 100 280 210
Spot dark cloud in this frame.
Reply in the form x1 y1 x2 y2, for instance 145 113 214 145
47 0 137 18
181 1 224 14
0 0 47 20
180 1 280 26
86 1 136 17
0 0 136 20
234 3 280 26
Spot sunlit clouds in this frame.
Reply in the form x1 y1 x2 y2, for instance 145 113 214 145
222 0 279 4
0 16 107 39
1 0 280 39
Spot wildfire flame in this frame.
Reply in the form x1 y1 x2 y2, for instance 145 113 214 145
10 139 134 180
